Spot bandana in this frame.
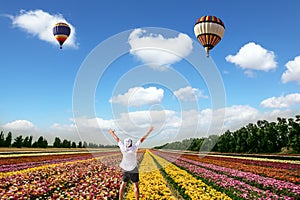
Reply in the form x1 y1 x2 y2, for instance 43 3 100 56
124 138 132 148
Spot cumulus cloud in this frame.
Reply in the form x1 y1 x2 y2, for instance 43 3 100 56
7 9 78 48
0 120 47 141
221 105 260 130
260 93 300 108
52 110 181 145
69 117 115 131
281 55 300 84
225 42 277 76
51 123 77 132
110 86 164 107
49 103 300 146
173 86 208 101
2 120 36 131
128 28 193 70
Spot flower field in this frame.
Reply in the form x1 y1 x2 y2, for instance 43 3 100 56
151 150 300 200
0 149 299 199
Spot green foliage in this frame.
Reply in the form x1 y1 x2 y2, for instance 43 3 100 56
12 136 23 148
53 137 62 148
5 132 12 147
78 141 83 148
0 131 5 147
62 139 71 148
37 136 48 148
71 142 77 148
154 115 300 154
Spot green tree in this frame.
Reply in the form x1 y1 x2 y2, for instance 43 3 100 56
53 137 62 148
71 142 76 148
62 139 71 148
235 127 249 153
246 123 259 153
28 136 33 147
83 141 87 148
4 132 12 147
276 117 289 150
0 131 5 147
257 120 269 153
217 130 232 152
32 141 38 148
200 135 219 152
37 136 48 148
22 136 32 147
188 138 204 151
12 136 23 148
78 141 82 148
287 118 300 152
265 122 279 153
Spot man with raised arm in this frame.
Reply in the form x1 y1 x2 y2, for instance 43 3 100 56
108 126 154 200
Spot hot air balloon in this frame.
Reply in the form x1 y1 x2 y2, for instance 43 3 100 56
194 16 225 57
53 22 71 49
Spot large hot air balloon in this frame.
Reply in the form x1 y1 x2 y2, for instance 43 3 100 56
194 16 225 57
53 22 71 49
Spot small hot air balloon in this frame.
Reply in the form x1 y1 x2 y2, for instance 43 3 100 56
194 16 225 57
53 22 71 49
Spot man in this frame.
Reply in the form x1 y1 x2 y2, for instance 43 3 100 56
108 126 154 200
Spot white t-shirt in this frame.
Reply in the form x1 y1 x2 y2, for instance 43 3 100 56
118 140 141 171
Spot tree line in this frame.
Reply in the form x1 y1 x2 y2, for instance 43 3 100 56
0 132 117 149
154 115 300 153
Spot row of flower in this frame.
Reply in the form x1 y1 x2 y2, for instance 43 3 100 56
153 150 299 200
166 151 300 184
0 152 92 165
182 157 299 196
0 152 121 173
0 153 128 199
126 150 177 199
149 151 232 200
183 154 300 184
202 154 300 170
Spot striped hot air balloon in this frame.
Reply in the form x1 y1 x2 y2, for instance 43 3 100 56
194 16 225 57
53 22 71 49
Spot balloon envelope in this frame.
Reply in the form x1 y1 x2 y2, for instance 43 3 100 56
53 22 71 49
194 16 225 57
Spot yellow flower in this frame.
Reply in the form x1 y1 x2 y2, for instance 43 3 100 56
151 152 232 200
126 150 176 200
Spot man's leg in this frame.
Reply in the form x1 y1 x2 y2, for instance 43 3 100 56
119 181 127 200
133 182 139 200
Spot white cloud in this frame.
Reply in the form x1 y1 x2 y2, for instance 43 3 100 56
261 93 300 108
51 110 181 146
117 110 181 131
281 55 300 84
221 105 260 130
51 123 77 132
8 9 78 48
0 120 46 141
128 28 193 70
110 86 164 107
49 104 300 147
225 42 277 76
173 86 208 101
190 105 260 134
2 120 36 131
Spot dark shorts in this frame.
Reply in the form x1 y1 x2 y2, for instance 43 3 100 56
122 166 139 183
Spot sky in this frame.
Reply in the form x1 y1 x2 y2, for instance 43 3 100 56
0 0 299 147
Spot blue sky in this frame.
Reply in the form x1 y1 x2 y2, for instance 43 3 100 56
0 0 299 147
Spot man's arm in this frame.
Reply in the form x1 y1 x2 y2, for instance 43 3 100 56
140 126 154 143
108 129 120 143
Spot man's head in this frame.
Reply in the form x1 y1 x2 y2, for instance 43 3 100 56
124 138 132 148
